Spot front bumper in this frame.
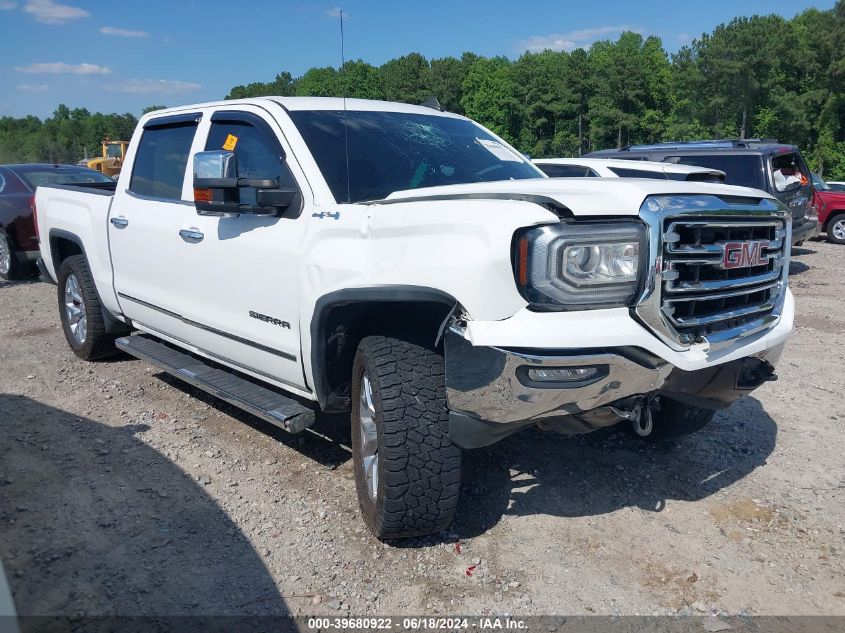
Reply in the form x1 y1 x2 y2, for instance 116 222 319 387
445 331 672 424
444 292 792 448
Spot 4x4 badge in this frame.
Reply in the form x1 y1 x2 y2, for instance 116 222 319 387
312 211 340 220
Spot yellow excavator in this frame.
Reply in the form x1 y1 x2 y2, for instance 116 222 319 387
86 139 129 178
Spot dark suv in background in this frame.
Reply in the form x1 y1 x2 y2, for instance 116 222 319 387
586 140 820 246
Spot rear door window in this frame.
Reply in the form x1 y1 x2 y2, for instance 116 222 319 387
667 155 763 190
129 121 198 199
537 164 597 178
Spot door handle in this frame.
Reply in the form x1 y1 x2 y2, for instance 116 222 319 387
110 217 129 228
179 229 204 242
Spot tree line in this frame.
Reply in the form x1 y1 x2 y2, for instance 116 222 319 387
0 104 165 165
2 2 844 177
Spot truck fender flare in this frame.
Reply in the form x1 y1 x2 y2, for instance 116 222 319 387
47 229 126 334
47 228 87 269
309 285 459 409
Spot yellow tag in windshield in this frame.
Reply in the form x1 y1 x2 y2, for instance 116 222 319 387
222 134 238 151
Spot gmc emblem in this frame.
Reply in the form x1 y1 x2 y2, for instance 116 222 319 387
721 240 769 269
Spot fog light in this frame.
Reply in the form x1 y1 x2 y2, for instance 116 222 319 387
527 367 598 382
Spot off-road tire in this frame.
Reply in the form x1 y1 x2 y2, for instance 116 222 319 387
351 336 462 539
57 255 119 360
633 398 716 443
0 229 24 281
826 213 845 245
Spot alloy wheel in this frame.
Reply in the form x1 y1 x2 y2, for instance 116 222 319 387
64 273 87 344
358 371 379 500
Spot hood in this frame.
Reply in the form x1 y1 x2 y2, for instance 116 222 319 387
817 189 845 203
380 178 773 217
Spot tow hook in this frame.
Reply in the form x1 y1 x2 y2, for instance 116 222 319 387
632 403 654 437
610 397 659 437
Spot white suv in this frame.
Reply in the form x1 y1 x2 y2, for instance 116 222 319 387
534 157 725 182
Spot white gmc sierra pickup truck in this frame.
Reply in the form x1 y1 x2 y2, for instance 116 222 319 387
35 97 794 539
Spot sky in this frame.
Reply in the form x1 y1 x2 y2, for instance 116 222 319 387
0 0 837 119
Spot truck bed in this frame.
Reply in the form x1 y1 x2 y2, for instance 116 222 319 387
35 183 119 316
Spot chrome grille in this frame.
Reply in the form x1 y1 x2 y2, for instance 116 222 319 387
635 195 790 352
661 218 786 339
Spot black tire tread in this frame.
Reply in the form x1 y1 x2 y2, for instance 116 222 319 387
57 254 118 360
354 336 461 539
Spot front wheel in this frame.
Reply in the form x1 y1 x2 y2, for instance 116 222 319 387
351 336 462 539
827 213 845 245
57 255 119 360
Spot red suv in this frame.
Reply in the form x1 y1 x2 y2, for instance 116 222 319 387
811 173 845 244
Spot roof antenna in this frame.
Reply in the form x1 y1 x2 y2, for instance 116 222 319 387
340 8 351 203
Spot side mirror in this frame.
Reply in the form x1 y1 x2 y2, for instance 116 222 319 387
193 151 239 215
192 150 297 216
194 150 238 181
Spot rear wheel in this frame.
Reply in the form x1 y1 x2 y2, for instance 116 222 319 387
0 230 23 281
827 213 845 245
351 336 462 539
57 255 119 360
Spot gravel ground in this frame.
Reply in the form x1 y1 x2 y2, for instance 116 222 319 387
0 238 843 618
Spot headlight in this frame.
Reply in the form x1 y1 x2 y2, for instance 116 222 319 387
563 243 639 284
515 222 646 309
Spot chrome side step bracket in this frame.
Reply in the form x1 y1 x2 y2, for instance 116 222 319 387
115 335 315 433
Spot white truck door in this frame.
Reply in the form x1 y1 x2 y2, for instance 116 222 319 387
109 113 205 343
175 108 310 392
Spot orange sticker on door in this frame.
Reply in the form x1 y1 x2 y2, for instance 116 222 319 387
222 134 238 151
